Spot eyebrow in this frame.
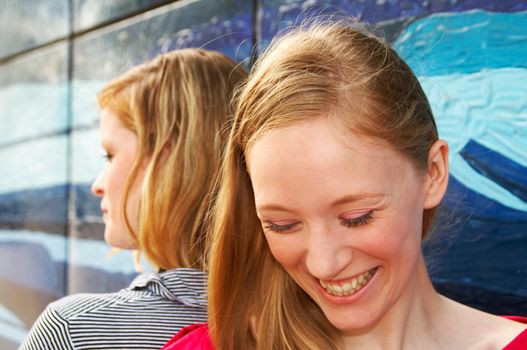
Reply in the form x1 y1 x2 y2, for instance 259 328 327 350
256 192 385 213
100 141 111 150
330 193 385 207
256 203 293 213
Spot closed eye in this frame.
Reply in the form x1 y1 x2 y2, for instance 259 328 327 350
263 221 298 233
340 210 373 228
100 150 113 162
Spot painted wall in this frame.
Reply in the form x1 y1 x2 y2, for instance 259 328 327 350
0 0 525 348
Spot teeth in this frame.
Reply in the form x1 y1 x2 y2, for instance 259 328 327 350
320 267 377 297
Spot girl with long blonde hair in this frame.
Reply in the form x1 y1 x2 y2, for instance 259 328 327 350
21 48 247 350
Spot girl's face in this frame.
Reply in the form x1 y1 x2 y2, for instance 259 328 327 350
91 108 143 249
247 117 443 333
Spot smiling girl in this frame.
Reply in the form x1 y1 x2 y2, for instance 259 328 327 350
162 22 527 350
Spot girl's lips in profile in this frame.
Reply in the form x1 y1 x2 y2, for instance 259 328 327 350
318 267 379 301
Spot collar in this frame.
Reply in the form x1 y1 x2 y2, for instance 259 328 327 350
129 267 207 307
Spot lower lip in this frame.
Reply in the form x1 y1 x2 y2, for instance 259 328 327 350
316 268 379 305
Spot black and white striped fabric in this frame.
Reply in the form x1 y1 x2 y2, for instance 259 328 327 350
20 268 207 350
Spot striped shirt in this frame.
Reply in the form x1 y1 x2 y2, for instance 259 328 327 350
19 268 207 350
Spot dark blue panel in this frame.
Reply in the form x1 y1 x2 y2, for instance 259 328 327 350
434 280 527 316
73 0 252 80
73 0 165 32
0 0 69 59
72 0 253 128
258 0 527 50
424 174 527 298
0 184 103 240
0 185 68 235
423 141 527 315
460 140 527 203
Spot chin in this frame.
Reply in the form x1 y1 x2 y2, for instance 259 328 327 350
107 239 137 250
332 319 373 333
323 308 379 334
104 228 136 250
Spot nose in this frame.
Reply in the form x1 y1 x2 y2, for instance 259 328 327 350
305 224 353 280
91 170 105 197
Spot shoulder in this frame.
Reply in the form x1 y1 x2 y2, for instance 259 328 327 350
161 323 213 350
19 305 74 350
47 291 125 319
20 292 123 347
22 288 208 350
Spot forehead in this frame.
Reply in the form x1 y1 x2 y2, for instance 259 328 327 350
98 108 139 153
99 108 129 134
247 117 396 171
246 117 418 208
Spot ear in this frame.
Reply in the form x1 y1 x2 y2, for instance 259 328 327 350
423 139 449 209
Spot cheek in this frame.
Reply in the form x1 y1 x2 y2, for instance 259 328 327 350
107 158 140 206
108 177 126 209
265 234 304 269
125 186 141 226
105 163 125 194
362 212 422 262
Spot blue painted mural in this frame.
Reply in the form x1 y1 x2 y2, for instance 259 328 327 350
394 9 527 314
258 0 527 51
0 0 526 348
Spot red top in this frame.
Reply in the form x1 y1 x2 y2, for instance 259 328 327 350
503 316 527 350
161 323 212 350
162 317 527 350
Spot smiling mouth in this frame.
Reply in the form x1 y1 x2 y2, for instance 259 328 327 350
319 267 378 297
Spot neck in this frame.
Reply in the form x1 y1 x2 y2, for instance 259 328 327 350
341 254 444 350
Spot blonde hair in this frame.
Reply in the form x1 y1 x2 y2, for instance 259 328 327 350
208 21 439 349
97 49 247 270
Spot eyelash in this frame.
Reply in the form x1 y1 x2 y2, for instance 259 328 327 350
102 152 113 161
264 222 297 233
264 211 374 233
340 210 374 228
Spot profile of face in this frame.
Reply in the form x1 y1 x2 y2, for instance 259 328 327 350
248 116 447 333
91 108 143 249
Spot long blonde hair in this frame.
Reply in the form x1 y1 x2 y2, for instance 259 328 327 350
208 21 438 349
97 49 247 270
